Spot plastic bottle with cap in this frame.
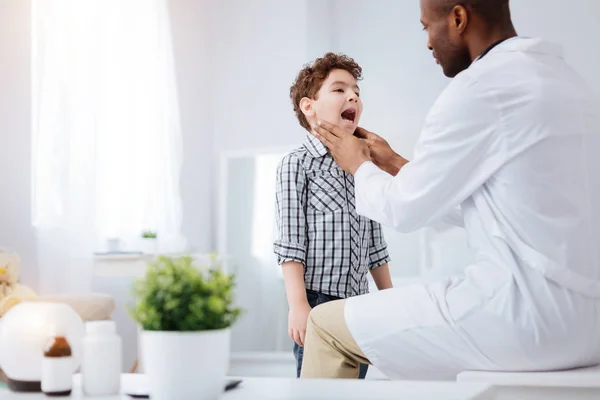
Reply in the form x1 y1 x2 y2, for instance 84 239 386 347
81 320 122 396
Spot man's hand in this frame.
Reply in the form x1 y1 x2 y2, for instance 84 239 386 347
288 301 312 346
312 120 371 175
355 127 409 176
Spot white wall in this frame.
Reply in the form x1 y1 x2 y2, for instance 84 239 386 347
210 0 310 154
169 0 214 254
510 0 600 93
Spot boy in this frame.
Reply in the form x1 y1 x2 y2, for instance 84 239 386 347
273 53 393 379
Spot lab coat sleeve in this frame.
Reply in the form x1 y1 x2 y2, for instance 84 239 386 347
354 75 505 233
273 154 308 265
442 207 464 228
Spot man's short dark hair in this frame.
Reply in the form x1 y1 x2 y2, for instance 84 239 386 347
438 0 511 26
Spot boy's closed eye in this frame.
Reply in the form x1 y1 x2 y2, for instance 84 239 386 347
334 88 360 97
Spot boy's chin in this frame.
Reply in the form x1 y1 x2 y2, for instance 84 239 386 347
338 123 356 135
346 126 358 136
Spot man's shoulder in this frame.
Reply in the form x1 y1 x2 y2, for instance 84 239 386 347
429 65 498 118
452 38 549 92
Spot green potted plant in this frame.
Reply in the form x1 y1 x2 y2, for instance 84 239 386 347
139 230 158 255
129 254 241 400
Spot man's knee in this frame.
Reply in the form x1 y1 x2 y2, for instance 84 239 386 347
307 299 345 336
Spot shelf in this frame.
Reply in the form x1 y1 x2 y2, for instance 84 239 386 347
93 253 231 278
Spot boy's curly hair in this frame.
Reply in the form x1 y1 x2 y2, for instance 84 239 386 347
290 52 362 131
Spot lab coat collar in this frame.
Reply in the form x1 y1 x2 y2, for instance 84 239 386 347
474 36 565 63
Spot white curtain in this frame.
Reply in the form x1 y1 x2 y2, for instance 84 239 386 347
31 0 185 294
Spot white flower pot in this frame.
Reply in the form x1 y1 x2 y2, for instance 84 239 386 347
140 238 158 255
141 329 230 400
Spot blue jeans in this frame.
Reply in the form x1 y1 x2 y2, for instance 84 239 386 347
292 289 369 379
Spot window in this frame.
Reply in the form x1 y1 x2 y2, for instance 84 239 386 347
31 0 185 256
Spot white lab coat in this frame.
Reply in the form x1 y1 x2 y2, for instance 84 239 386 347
345 37 600 380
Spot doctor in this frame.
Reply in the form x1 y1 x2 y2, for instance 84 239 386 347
301 0 600 380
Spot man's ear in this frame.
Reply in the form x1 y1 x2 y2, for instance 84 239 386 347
299 97 315 118
452 5 468 34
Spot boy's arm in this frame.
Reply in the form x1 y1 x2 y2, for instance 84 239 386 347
282 261 311 346
282 262 308 306
368 219 393 290
274 154 308 265
273 154 310 345
370 263 392 290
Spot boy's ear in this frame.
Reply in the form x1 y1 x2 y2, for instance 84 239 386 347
299 97 315 118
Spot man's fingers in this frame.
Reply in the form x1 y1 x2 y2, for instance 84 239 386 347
316 120 349 138
315 120 338 137
354 127 369 139
312 126 335 148
356 126 379 140
299 329 306 346
365 138 377 148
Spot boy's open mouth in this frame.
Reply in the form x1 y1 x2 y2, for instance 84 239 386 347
341 108 356 124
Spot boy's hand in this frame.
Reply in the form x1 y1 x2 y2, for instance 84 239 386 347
288 301 312 346
355 127 409 176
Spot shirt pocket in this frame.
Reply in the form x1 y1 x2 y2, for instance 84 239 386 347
308 173 346 213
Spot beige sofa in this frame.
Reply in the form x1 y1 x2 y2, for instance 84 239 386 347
0 293 115 384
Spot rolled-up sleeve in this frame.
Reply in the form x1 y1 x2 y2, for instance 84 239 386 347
273 154 307 265
368 220 391 269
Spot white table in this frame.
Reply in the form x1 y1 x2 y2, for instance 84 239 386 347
0 374 495 399
223 377 494 399
457 365 600 400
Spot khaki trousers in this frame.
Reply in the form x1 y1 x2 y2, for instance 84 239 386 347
300 299 371 379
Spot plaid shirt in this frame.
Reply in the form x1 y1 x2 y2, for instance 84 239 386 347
273 134 391 298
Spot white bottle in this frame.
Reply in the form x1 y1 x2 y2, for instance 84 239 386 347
81 320 122 396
